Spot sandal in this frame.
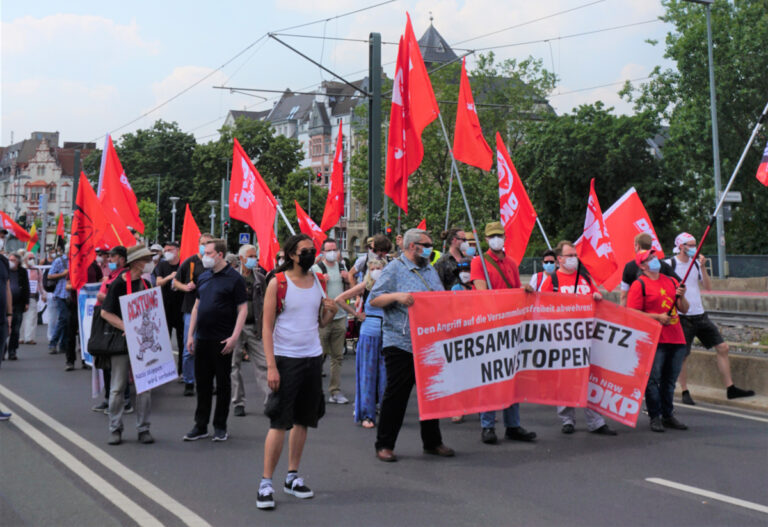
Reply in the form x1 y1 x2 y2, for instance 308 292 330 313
361 418 375 429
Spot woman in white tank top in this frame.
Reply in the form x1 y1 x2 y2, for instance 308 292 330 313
273 273 324 358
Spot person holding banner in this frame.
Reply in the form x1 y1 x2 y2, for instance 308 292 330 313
100 245 156 445
668 233 754 404
528 249 557 292
471 222 537 445
537 241 617 436
369 228 454 462
627 249 689 433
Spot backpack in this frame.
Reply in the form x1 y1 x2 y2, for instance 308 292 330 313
665 258 701 282
43 268 57 293
316 259 349 290
275 271 327 316
537 271 559 292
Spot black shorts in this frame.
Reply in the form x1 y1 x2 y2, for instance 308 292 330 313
680 313 724 355
265 355 325 430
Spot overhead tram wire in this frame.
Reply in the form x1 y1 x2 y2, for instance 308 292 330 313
91 0 396 143
548 76 652 97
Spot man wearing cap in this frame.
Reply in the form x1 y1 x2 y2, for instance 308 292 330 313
627 248 689 432
470 221 537 445
174 232 214 396
619 233 679 307
668 233 754 404
146 243 164 282
100 245 156 445
153 241 184 376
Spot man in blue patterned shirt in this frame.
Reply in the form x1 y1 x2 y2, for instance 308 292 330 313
369 229 454 463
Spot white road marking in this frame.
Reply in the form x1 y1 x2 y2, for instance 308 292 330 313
5 409 164 527
677 403 768 423
0 383 211 527
646 478 768 514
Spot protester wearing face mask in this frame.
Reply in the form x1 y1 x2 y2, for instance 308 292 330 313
349 234 391 287
450 258 473 292
257 234 337 510
47 244 71 357
627 249 690 433
4 253 29 361
63 247 103 371
434 228 467 290
153 242 184 376
471 222 537 445
183 239 247 443
95 248 111 277
230 243 269 417
528 249 557 292
312 239 351 404
369 228 454 463
21 253 43 345
669 233 754 404
619 233 679 307
335 257 387 429
173 232 214 396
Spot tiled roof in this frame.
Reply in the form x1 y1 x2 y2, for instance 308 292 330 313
418 24 457 64
267 90 315 123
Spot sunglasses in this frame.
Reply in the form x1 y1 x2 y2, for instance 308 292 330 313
415 242 433 248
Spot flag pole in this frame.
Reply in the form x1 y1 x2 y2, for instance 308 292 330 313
436 113 492 289
441 167 455 252
276 204 296 235
669 97 768 312
536 217 552 250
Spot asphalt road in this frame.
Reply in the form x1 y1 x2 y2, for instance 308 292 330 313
1 327 767 527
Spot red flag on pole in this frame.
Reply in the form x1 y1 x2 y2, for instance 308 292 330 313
295 201 327 252
320 121 345 231
384 14 440 213
453 58 493 171
230 138 279 272
599 187 664 291
70 172 109 290
179 204 202 263
757 140 768 186
56 213 65 237
0 211 31 242
575 179 618 285
496 133 537 265
417 218 427 230
98 135 144 233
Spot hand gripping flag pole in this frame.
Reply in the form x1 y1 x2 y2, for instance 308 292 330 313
670 98 768 313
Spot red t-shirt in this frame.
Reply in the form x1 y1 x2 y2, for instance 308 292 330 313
539 270 598 295
470 250 520 290
627 273 685 344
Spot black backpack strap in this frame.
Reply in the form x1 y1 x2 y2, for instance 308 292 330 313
317 261 327 274
551 271 559 292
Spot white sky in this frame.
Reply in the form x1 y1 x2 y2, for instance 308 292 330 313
1 0 675 146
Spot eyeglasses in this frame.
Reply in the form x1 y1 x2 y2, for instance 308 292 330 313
456 237 468 242
561 254 578 258
415 241 433 248
543 260 556 264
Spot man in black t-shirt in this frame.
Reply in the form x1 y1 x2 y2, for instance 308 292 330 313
183 239 247 442
619 232 679 307
173 232 213 395
154 241 184 374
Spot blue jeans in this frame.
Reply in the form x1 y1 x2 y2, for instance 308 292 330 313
480 403 520 429
645 343 686 419
49 297 69 351
182 313 195 384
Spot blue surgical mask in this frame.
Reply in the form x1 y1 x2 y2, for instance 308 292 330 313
421 247 432 259
648 257 661 272
199 244 205 256
108 262 118 271
542 262 556 274
685 247 696 257
465 246 477 257
245 257 258 269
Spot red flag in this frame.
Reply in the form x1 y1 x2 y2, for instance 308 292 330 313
417 218 427 230
453 58 493 171
600 187 664 291
56 213 65 237
0 212 31 242
757 140 768 186
98 135 144 233
320 121 345 231
384 14 440 213
70 172 109 290
179 204 202 263
295 201 327 252
575 179 618 285
230 138 279 272
496 133 537 265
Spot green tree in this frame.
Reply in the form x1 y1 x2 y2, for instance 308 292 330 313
622 0 768 253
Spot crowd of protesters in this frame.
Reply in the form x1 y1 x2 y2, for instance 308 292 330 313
0 224 755 510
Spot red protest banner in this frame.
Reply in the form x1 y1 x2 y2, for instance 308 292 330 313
409 290 661 427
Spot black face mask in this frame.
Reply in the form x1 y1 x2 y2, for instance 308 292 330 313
298 249 316 271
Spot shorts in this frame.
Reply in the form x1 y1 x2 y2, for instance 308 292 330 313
265 355 325 430
680 313 724 356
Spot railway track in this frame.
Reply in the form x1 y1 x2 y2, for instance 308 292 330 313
707 310 768 329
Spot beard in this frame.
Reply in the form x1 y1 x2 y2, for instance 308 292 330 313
414 255 428 267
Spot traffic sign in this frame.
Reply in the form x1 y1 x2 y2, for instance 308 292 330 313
724 191 742 203
238 233 251 244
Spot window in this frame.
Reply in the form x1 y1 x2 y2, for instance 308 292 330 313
61 188 68 204
49 185 56 202
340 228 347 251
37 166 45 177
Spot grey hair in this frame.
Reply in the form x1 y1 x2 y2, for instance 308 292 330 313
403 229 429 250
238 244 257 257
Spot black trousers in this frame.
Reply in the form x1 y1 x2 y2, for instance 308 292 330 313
194 339 233 431
167 311 184 374
375 346 442 451
7 310 23 357
65 300 79 365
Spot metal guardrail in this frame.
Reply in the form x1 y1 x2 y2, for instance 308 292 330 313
708 310 768 329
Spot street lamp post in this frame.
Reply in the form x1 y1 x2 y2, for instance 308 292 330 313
307 169 313 217
208 200 218 236
169 197 180 242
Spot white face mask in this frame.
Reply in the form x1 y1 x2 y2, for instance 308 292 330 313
152 254 160 262
27 259 35 267
459 271 471 283
459 241 470 254
324 250 338 263
369 269 383 281
143 263 153 274
488 237 505 251
563 256 579 271
96 255 104 264
277 258 285 267
9 261 17 270
201 255 216 269
163 251 175 261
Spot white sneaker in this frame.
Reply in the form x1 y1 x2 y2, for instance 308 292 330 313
328 392 349 404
